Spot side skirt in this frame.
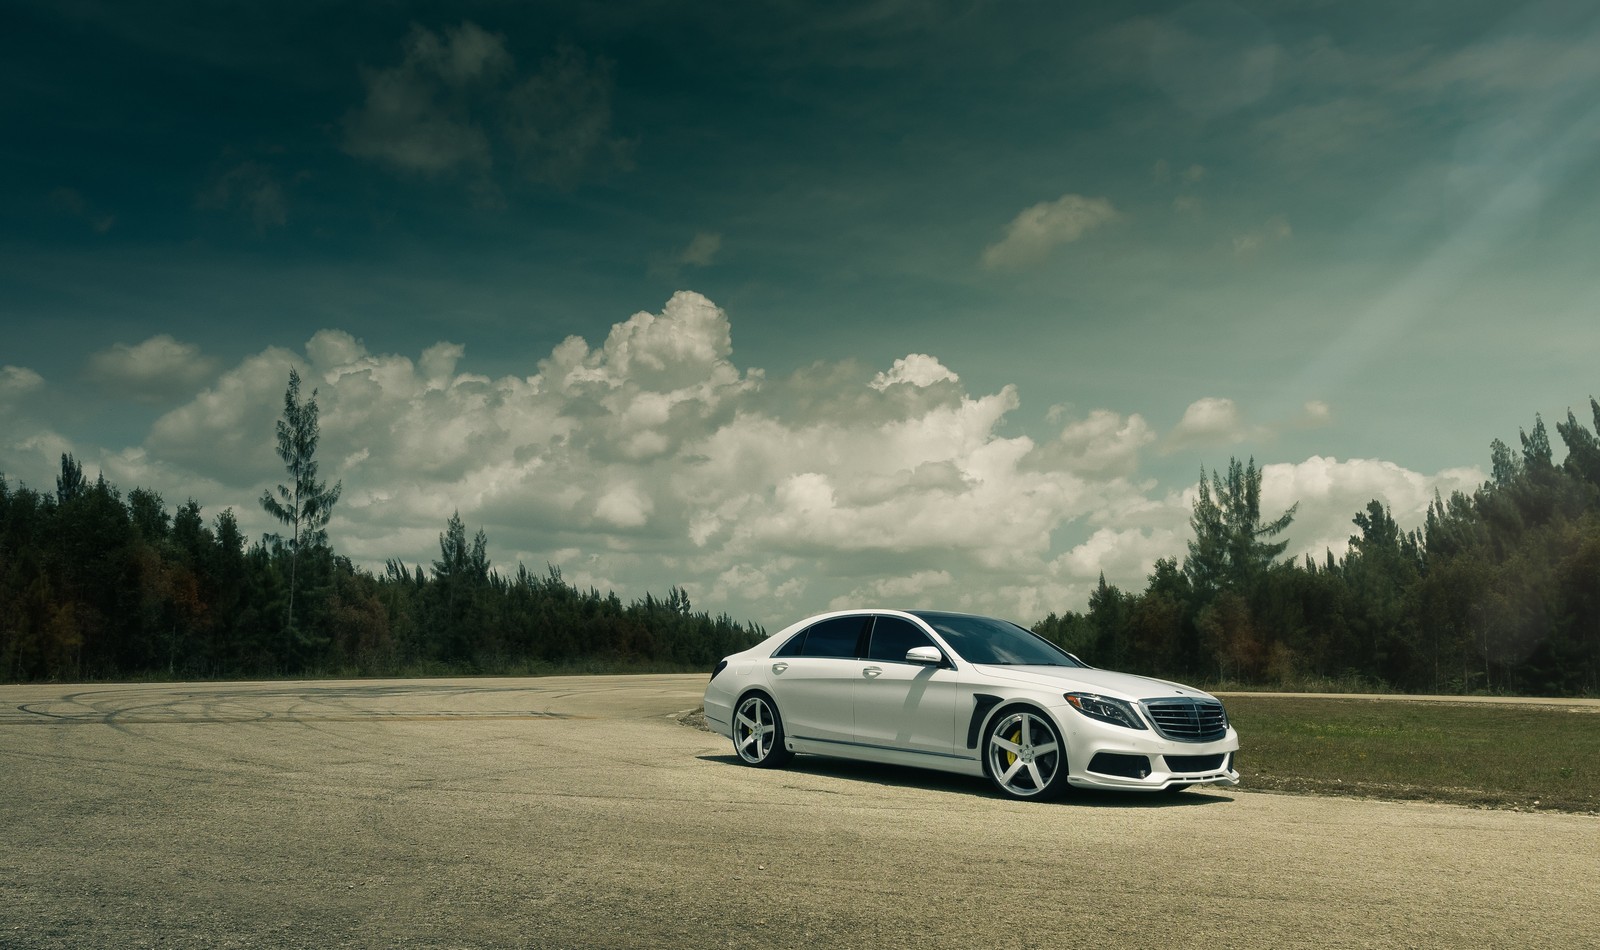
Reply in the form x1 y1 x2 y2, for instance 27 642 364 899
787 735 984 778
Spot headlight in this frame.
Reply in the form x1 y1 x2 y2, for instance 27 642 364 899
1064 692 1147 730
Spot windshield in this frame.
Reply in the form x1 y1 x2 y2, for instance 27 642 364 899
911 612 1082 666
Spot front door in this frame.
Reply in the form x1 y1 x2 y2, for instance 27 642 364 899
851 615 960 757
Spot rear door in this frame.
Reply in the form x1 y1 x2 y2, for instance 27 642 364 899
764 614 869 744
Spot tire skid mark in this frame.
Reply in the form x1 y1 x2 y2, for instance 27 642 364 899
0 711 584 726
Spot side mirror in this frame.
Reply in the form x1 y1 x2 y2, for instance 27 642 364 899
905 645 943 665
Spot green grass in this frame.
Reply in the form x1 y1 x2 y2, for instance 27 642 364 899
1224 695 1600 814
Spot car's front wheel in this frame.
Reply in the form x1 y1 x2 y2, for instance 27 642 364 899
984 707 1069 800
733 693 793 768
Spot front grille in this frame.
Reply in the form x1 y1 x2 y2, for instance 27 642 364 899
1164 753 1226 772
1141 698 1228 743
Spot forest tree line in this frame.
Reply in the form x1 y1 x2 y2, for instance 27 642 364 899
0 372 762 681
1034 400 1600 697
3 371 1598 695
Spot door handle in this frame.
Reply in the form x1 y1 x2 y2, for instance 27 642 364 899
862 666 883 678
771 662 788 674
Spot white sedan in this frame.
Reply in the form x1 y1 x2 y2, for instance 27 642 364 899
704 609 1240 800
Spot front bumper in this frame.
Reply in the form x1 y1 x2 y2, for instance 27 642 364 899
1060 713 1241 791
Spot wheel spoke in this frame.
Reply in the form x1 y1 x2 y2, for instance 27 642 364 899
1025 761 1044 788
737 700 767 760
990 734 1021 755
1033 740 1058 757
999 757 1025 784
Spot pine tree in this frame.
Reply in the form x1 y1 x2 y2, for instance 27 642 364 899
260 368 341 649
1183 457 1297 596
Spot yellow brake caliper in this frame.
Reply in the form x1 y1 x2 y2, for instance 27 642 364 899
1005 724 1022 768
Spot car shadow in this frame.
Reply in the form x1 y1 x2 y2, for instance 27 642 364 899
698 753 1233 807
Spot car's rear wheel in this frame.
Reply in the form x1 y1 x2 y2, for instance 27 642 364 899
733 693 793 768
984 707 1069 800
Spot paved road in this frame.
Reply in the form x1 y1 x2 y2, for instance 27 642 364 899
2 676 1596 949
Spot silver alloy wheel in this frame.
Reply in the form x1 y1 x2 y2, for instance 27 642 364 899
985 710 1063 798
734 695 778 764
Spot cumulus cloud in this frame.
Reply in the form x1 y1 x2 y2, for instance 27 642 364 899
40 294 1494 628
342 23 629 190
831 570 954 610
1 365 45 401
1034 409 1155 478
1164 396 1254 451
1054 526 1185 586
0 366 77 492
85 336 222 403
1258 456 1485 562
124 291 1166 622
981 194 1118 271
1298 400 1333 427
870 354 958 391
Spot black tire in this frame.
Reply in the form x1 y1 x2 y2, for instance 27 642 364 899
982 706 1070 800
732 693 793 768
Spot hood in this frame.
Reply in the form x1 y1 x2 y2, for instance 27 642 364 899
972 664 1210 701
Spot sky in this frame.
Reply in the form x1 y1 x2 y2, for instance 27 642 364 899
3 0 1599 628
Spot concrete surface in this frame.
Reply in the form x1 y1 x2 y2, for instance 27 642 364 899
2 675 1596 949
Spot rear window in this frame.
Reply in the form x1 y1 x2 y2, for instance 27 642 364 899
797 615 868 658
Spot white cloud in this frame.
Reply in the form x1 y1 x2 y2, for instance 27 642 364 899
29 293 1504 628
594 482 652 528
85 336 222 403
124 291 1143 621
1 365 44 401
1299 400 1332 427
1054 526 1184 586
676 232 721 268
830 570 954 610
1258 456 1485 562
870 353 958 390
1165 396 1252 451
0 366 72 491
981 194 1118 271
1037 409 1155 477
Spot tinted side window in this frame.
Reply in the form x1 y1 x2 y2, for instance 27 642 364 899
797 616 868 658
772 632 805 657
867 616 935 662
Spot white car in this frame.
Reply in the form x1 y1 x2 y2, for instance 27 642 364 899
704 609 1240 800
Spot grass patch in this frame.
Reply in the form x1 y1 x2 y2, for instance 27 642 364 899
1224 695 1599 814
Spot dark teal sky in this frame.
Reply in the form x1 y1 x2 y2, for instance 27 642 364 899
4 0 1598 621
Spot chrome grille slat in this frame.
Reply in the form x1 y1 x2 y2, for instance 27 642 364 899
1141 698 1227 743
